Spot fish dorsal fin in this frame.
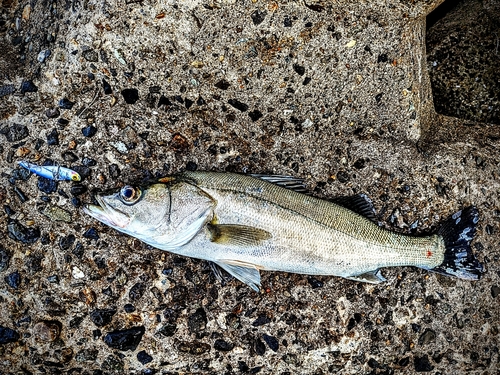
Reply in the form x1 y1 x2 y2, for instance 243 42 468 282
250 174 308 194
214 259 262 291
330 194 378 224
346 269 386 284
207 224 271 246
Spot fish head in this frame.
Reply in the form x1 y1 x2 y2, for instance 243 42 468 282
83 180 215 250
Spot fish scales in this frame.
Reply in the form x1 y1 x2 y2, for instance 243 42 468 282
83 171 484 290
182 171 443 276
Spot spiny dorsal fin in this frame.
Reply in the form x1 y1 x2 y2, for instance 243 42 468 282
251 174 308 194
330 194 378 224
207 224 272 246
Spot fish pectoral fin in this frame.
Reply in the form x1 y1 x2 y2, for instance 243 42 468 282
207 224 271 246
346 269 386 284
214 259 262 292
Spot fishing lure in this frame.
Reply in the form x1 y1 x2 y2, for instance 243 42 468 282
18 161 81 181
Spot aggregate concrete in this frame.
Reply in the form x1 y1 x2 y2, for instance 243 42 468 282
0 0 499 373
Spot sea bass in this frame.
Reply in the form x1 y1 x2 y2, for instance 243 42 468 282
83 172 484 291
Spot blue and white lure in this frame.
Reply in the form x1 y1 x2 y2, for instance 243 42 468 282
18 161 81 181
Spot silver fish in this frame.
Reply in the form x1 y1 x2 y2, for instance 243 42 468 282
83 172 484 291
18 161 81 181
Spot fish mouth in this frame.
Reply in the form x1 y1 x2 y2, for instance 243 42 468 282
82 196 131 228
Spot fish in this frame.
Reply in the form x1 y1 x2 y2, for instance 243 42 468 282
83 171 484 291
18 161 81 181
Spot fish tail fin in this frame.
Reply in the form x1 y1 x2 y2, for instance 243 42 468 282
432 206 484 280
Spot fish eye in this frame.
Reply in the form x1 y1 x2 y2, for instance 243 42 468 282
71 174 80 181
120 185 141 204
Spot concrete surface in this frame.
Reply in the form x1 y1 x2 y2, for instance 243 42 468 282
0 0 499 373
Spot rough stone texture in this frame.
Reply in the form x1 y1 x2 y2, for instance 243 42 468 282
0 0 499 373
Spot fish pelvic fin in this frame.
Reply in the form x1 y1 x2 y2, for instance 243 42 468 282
214 259 262 292
346 269 386 284
207 224 271 247
431 206 484 280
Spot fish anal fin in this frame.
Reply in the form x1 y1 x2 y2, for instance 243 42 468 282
215 259 262 291
331 194 378 224
346 269 386 284
207 224 271 246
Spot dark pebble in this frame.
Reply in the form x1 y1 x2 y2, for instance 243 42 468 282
59 98 75 110
69 316 84 328
46 128 59 146
0 123 29 142
103 326 145 351
228 99 248 112
157 323 176 337
0 246 11 271
82 157 97 166
90 308 117 327
20 80 38 94
109 164 120 178
7 220 40 244
137 350 153 365
45 108 60 118
491 285 499 298
214 339 233 351
59 234 75 251
307 277 323 289
71 197 81 208
82 125 97 137
174 95 183 104
177 340 211 355
251 9 267 25
37 176 58 194
254 338 266 355
70 184 87 196
122 88 139 104
5 270 21 289
40 233 51 245
47 275 59 283
252 314 271 327
185 98 194 109
262 334 279 352
188 308 207 333
129 282 146 300
12 36 22 45
215 80 230 90
13 186 28 203
82 49 98 62
72 165 91 180
284 16 292 27
375 93 383 103
336 171 350 183
303 77 311 85
62 151 78 162
399 357 410 367
124 304 136 313
158 95 171 107
186 161 197 171
418 329 436 345
0 84 15 98
83 227 99 240
414 354 434 372
248 110 263 122
102 79 112 95
4 205 15 216
11 167 31 181
72 242 84 258
197 96 206 105
88 72 95 80
293 64 305 76
378 53 388 63
58 118 69 126
25 255 43 274
0 325 20 344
